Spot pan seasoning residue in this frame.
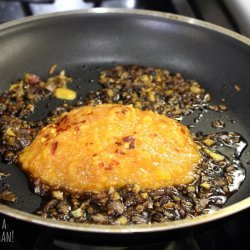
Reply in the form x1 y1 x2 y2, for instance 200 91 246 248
0 65 247 225
0 183 18 203
85 65 212 120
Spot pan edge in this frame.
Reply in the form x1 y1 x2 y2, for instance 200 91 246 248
0 197 250 233
0 8 249 45
0 8 250 233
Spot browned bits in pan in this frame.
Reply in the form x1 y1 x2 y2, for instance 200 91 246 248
0 184 18 203
211 120 225 129
0 171 10 180
235 84 241 92
85 65 210 120
0 72 72 163
0 65 247 225
209 104 228 112
49 64 57 75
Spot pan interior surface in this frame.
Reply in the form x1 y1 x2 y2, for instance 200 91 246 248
0 9 250 232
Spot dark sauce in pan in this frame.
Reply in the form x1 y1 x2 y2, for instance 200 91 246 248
0 65 247 225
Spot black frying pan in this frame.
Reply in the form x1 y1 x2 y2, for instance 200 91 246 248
0 9 250 234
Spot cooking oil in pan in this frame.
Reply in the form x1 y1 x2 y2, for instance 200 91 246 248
196 132 247 213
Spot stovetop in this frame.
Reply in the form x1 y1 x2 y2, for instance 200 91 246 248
0 0 250 250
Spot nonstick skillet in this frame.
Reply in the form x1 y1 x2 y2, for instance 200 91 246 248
0 9 250 234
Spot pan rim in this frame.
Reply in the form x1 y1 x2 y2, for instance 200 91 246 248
0 8 249 45
0 8 249 233
0 198 250 233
